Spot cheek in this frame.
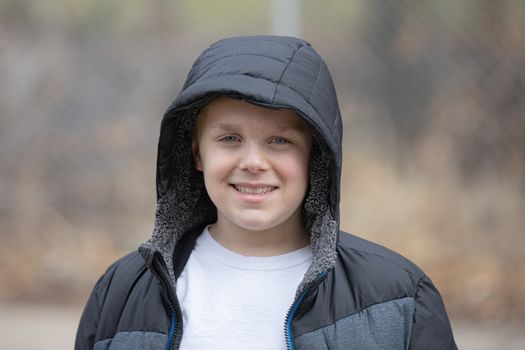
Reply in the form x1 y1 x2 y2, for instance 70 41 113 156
276 154 310 189
201 150 234 179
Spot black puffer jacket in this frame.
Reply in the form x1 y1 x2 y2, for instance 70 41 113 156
76 35 457 350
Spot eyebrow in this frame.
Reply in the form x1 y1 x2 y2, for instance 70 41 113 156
208 123 238 131
208 122 308 133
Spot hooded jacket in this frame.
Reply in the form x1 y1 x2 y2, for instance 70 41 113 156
76 35 457 350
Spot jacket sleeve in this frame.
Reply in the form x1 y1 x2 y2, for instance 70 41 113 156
75 252 147 350
408 275 457 350
75 274 106 350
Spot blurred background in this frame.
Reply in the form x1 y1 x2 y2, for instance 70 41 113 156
0 0 524 349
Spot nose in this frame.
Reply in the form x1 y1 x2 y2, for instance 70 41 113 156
238 144 268 173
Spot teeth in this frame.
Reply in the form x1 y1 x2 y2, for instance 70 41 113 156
234 185 275 194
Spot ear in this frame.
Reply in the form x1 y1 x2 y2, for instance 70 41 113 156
192 139 203 171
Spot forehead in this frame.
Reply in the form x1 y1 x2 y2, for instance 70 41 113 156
196 96 309 133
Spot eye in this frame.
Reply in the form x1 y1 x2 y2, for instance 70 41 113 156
219 135 240 143
271 137 291 144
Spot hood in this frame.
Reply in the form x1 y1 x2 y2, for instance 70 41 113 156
142 35 343 295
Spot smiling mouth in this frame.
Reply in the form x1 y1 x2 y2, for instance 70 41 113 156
232 184 277 194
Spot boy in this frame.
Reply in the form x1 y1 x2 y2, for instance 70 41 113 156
76 35 457 349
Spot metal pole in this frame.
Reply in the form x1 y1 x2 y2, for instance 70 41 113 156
271 0 302 37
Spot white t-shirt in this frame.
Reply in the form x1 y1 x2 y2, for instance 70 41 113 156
176 226 312 350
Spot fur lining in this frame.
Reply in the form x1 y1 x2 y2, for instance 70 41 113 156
141 109 217 282
299 141 338 295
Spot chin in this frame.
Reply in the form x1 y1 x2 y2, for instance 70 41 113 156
230 214 285 232
235 220 276 232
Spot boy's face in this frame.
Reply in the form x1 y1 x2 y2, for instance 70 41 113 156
193 96 312 233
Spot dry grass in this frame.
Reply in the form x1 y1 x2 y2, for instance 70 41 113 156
340 142 525 324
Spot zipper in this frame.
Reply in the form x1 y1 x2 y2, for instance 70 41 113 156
165 312 176 350
284 272 327 350
150 252 183 350
284 289 308 350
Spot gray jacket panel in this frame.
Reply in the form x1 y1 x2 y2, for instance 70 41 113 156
294 297 414 350
94 331 167 350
